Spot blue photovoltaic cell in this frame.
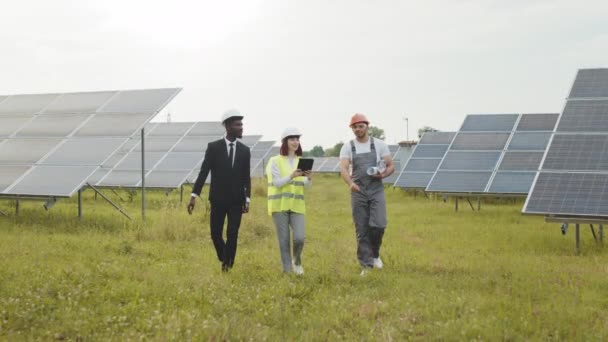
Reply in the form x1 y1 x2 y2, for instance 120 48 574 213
507 132 551 150
404 159 441 172
498 152 543 171
460 114 518 132
556 100 608 132
394 172 434 188
542 134 608 171
516 114 558 131
419 132 455 144
525 172 608 217
569 68 608 99
412 145 449 158
488 172 536 194
439 151 501 171
427 171 493 193
450 133 510 150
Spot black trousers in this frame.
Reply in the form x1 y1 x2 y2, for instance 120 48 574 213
209 202 243 268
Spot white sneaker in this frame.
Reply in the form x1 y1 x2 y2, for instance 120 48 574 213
294 264 304 275
373 257 383 269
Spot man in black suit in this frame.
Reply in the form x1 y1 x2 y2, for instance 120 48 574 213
188 109 251 272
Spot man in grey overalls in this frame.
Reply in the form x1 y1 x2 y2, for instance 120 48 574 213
339 113 395 275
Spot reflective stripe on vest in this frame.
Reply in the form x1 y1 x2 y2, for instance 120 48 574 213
266 155 306 215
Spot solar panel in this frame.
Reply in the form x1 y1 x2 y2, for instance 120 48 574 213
427 113 557 194
0 94 60 115
98 88 179 113
507 132 552 150
187 121 224 136
0 166 31 192
450 133 510 150
393 132 454 189
516 114 559 131
556 100 608 132
542 134 608 171
394 172 434 188
154 152 203 170
439 151 501 171
460 114 518 132
404 159 442 172
41 138 125 166
0 88 181 197
411 145 449 158
144 170 191 188
0 116 33 137
488 172 537 194
524 69 608 218
419 132 456 144
569 68 608 99
427 171 493 192
73 113 152 137
15 115 89 137
498 152 543 171
5 166 98 197
148 122 195 136
317 157 340 172
0 139 62 164
239 135 262 147
42 91 117 114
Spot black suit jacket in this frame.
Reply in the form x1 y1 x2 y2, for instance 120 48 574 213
192 139 251 205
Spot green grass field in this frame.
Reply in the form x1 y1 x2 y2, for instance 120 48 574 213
1 174 607 340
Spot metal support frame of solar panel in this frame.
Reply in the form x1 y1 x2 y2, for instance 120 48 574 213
0 89 181 202
425 113 558 196
393 132 455 189
524 68 608 222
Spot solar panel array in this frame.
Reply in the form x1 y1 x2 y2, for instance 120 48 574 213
426 113 558 194
524 68 608 218
89 121 272 188
0 89 180 197
394 132 455 189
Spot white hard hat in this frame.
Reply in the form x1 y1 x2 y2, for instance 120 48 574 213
281 127 302 140
221 109 243 123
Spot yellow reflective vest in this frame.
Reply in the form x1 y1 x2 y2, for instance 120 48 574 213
266 155 306 215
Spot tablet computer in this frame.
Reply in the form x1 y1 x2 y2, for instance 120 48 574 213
297 158 314 171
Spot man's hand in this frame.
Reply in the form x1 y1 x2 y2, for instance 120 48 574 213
303 170 312 179
187 197 196 215
371 172 384 179
350 182 360 192
242 202 250 214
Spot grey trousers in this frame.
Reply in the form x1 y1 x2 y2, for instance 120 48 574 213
351 188 386 268
272 211 305 272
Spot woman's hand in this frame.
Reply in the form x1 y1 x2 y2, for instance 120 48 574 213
303 170 312 180
291 169 304 179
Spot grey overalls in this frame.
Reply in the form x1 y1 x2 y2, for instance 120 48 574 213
350 138 387 268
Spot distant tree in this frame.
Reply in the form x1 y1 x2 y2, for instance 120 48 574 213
324 141 344 157
310 145 325 157
368 126 385 140
418 126 438 138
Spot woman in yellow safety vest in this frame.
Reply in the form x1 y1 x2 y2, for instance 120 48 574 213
266 127 312 275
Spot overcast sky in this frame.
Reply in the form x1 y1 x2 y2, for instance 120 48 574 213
1 0 607 148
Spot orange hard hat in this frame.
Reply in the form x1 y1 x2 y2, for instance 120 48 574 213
349 113 370 127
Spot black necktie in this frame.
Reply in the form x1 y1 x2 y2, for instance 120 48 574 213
228 142 234 167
